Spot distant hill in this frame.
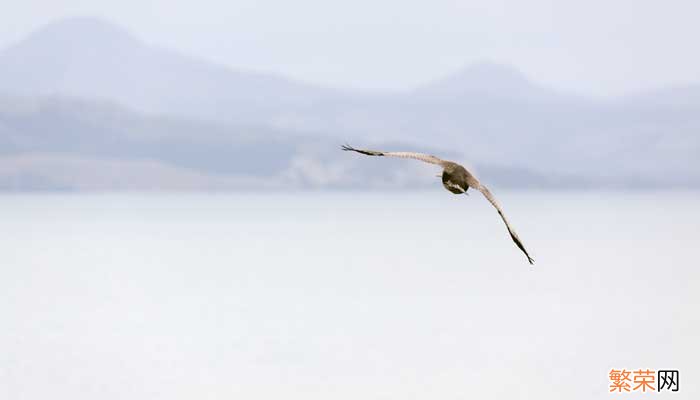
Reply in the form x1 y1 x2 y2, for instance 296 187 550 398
0 17 698 190
414 62 544 98
0 96 583 191
0 17 340 125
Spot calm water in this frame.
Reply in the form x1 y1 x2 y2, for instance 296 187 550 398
1 191 699 399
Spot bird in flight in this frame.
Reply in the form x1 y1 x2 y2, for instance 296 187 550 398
341 144 534 265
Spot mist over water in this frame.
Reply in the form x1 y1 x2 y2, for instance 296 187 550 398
1 191 698 399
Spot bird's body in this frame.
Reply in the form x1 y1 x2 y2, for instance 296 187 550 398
441 162 476 194
341 144 534 265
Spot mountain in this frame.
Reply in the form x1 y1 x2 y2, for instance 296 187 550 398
414 62 541 98
0 17 698 190
0 17 339 126
0 95 585 191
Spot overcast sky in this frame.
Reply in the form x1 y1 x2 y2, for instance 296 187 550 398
0 0 698 96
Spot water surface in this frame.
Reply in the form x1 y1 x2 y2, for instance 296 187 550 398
1 191 698 399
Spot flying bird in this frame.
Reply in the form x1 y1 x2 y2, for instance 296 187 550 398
341 144 534 265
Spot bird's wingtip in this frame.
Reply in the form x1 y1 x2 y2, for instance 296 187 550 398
341 144 353 151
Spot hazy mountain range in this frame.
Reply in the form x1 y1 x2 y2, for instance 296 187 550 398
0 17 698 190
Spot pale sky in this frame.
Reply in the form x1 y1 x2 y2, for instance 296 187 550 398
0 0 698 96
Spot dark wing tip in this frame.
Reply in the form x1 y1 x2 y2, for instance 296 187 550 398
507 230 534 266
340 144 383 157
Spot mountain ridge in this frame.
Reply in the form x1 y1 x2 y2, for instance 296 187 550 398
3 17 700 100
0 17 698 190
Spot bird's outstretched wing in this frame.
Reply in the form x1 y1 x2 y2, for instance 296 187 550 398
342 144 447 167
477 184 534 265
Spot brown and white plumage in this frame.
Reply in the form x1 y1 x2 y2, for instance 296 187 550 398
341 144 534 265
340 145 448 167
